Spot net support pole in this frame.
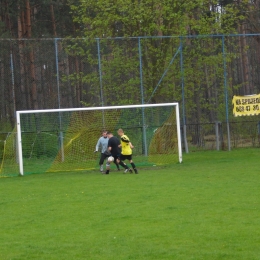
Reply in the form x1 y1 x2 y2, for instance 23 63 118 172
147 46 181 103
222 36 231 151
138 37 148 156
175 103 183 163
16 111 24 176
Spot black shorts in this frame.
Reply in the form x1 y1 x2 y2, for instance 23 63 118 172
111 154 121 162
99 152 110 165
120 154 132 161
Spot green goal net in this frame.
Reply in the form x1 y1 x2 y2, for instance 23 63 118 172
1 103 182 177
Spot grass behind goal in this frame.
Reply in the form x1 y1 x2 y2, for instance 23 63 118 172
0 149 260 259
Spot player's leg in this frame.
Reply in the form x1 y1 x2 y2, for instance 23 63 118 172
118 155 131 173
113 161 120 171
105 160 110 174
99 153 107 172
130 160 138 174
112 153 120 170
128 155 138 173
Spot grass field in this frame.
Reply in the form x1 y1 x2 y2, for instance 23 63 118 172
1 149 260 259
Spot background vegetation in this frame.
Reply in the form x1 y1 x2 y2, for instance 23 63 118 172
1 0 260 151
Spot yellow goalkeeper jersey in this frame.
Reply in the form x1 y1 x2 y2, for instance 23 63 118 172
120 134 132 155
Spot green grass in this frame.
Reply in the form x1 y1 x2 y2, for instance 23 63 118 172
1 148 260 259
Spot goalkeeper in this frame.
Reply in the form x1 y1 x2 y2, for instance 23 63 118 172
95 130 120 172
117 128 138 174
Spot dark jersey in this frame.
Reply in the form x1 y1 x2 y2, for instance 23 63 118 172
108 136 121 156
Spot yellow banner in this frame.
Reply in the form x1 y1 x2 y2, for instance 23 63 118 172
232 94 260 116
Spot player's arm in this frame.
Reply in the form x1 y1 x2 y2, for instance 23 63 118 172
121 136 130 143
129 142 134 149
94 138 100 152
107 139 112 151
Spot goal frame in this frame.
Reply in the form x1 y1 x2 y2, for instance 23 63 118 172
16 103 182 176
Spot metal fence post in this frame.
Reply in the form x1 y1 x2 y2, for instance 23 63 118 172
97 38 105 126
10 52 18 163
222 36 231 151
180 37 189 153
54 38 64 161
215 121 220 151
54 38 61 110
138 37 148 156
97 38 104 108
10 53 16 115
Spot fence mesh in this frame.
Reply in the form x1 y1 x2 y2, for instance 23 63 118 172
1 35 260 164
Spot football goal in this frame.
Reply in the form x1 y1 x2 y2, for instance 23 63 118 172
9 103 182 176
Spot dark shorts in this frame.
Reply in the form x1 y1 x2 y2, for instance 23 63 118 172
111 154 121 162
99 152 111 164
120 154 132 161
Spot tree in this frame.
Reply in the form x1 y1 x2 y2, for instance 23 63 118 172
0 0 77 130
68 0 248 120
0 0 258 136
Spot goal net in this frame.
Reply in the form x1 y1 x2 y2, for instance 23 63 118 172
1 103 182 177
0 130 19 177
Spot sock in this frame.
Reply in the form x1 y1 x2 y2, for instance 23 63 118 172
105 161 110 174
119 161 128 169
115 162 120 170
131 162 136 169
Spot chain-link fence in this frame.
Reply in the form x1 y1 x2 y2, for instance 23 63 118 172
1 34 260 154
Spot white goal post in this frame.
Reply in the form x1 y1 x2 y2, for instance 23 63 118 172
16 103 182 176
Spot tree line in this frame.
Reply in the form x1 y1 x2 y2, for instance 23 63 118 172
1 0 260 131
